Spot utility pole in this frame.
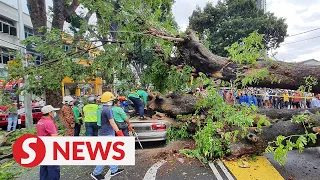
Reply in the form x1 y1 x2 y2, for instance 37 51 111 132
18 0 33 129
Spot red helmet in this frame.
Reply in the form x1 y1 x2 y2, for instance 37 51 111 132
118 96 126 101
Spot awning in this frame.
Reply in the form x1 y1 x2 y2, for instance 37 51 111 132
4 78 24 91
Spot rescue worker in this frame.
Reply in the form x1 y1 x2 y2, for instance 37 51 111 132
61 96 75 136
128 88 148 120
83 96 99 136
91 92 124 180
72 101 83 136
36 105 60 180
112 99 134 136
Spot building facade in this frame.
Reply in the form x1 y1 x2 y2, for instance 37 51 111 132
257 0 266 13
0 1 102 97
0 1 52 70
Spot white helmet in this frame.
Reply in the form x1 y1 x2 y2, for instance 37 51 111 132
87 96 96 103
62 96 74 105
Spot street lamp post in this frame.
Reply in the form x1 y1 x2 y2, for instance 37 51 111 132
18 0 33 129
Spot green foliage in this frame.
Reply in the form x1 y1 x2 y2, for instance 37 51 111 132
9 0 180 96
141 61 192 93
235 68 269 88
297 76 318 93
225 32 270 88
0 169 15 180
266 114 318 165
167 122 191 142
7 128 37 144
257 115 270 129
225 31 265 65
189 0 287 56
179 77 269 162
180 119 227 163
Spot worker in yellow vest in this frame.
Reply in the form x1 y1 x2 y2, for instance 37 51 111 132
82 96 99 136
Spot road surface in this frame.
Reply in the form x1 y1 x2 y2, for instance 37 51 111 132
16 141 320 180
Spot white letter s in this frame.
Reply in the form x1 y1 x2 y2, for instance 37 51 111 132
21 138 37 165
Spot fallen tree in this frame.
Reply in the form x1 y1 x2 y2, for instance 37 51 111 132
146 90 320 162
152 30 320 93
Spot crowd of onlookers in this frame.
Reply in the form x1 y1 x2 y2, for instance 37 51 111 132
220 87 320 109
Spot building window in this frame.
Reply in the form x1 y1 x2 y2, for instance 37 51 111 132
0 47 15 64
24 26 33 38
3 23 9 33
10 26 17 36
0 16 17 37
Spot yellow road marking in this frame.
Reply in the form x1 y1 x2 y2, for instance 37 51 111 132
223 156 284 180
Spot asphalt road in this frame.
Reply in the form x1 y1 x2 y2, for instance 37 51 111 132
16 141 222 180
266 147 320 180
15 141 320 180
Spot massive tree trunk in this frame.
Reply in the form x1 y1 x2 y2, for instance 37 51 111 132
27 0 79 106
258 108 320 120
230 116 320 157
26 0 47 35
153 30 320 93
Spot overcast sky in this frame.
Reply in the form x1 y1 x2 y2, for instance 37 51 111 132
2 0 320 62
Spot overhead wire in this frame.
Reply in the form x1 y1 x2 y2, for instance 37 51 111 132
287 27 320 37
281 35 320 45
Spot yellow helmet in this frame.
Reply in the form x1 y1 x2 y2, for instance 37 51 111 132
100 91 115 103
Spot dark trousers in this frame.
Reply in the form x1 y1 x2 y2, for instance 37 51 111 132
40 165 60 180
129 97 144 117
74 123 81 136
85 122 99 136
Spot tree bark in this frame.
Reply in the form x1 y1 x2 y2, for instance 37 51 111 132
258 108 320 120
147 92 198 116
26 0 47 35
52 0 79 29
164 30 320 93
230 117 320 157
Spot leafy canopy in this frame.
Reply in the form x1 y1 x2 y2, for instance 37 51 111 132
188 0 288 56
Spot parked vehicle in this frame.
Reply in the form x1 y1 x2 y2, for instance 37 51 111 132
130 117 173 142
0 106 43 127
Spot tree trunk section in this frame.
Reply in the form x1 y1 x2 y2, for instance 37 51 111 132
26 0 47 34
147 92 198 116
172 30 320 93
258 108 320 120
230 117 320 157
45 89 62 108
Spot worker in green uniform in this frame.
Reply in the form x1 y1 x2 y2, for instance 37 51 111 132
128 88 148 120
72 101 82 136
111 99 133 136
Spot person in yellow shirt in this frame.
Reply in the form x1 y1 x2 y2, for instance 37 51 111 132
283 90 290 109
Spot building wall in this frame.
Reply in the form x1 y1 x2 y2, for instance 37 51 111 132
0 1 33 49
257 0 266 13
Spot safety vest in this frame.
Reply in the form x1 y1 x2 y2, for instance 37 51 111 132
83 104 98 123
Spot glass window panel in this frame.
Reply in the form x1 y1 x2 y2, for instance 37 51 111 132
3 24 9 33
2 54 9 64
10 26 16 36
